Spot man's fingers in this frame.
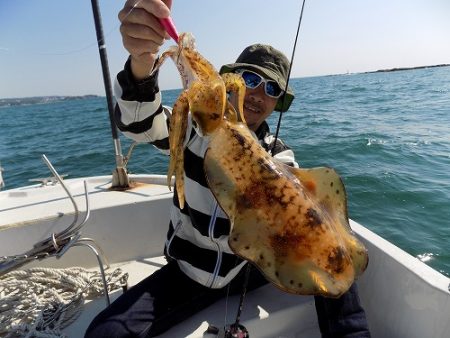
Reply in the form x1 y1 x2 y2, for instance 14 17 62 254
120 9 166 39
123 0 170 19
161 0 173 11
118 0 174 62
122 35 163 56
120 23 164 45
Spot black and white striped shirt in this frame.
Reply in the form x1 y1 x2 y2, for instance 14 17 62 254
114 60 298 288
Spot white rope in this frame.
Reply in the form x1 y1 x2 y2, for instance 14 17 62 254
0 266 128 338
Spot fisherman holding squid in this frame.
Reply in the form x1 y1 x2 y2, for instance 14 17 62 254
86 0 371 337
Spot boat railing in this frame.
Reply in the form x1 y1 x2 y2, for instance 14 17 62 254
0 154 120 307
28 173 69 187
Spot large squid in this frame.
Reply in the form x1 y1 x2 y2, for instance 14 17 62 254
152 33 368 297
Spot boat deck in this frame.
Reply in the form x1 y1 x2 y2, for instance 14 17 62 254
65 256 321 338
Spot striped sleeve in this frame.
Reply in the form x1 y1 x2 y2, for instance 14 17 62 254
113 58 170 151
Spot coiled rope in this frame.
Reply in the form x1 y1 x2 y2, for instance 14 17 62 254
0 266 128 338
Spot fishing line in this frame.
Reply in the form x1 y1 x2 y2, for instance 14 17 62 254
271 0 307 154
1 0 145 57
1 31 112 57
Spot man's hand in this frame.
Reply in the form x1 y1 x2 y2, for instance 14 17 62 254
118 0 173 80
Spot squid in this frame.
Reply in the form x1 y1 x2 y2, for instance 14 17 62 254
152 33 368 297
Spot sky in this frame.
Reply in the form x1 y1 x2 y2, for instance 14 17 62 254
1 0 450 98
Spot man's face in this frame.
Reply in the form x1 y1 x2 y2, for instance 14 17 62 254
242 82 278 132
232 69 282 132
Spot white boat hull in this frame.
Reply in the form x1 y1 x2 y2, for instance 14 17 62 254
1 175 449 337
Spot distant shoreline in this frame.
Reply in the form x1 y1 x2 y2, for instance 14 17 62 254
2 64 449 103
0 95 100 108
363 63 450 74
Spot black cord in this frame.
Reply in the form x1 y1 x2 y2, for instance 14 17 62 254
224 263 252 338
271 0 307 154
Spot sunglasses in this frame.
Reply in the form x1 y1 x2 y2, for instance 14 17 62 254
235 69 284 99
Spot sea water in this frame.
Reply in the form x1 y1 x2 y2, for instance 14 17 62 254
1 66 449 276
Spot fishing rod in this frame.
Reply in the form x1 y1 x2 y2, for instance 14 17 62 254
90 0 129 189
271 0 307 155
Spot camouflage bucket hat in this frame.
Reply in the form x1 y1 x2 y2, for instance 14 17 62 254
220 44 294 112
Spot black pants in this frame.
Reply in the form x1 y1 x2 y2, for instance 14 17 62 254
85 260 370 338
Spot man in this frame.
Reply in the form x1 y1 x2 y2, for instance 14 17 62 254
85 1 371 337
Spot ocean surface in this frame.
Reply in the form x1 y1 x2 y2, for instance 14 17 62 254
1 66 449 277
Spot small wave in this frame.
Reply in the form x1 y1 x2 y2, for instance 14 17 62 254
417 252 437 263
348 86 367 92
92 107 107 113
366 137 432 148
366 138 387 146
432 88 449 93
405 140 431 147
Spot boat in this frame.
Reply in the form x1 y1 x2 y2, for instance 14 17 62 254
1 2 449 337
1 168 449 338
